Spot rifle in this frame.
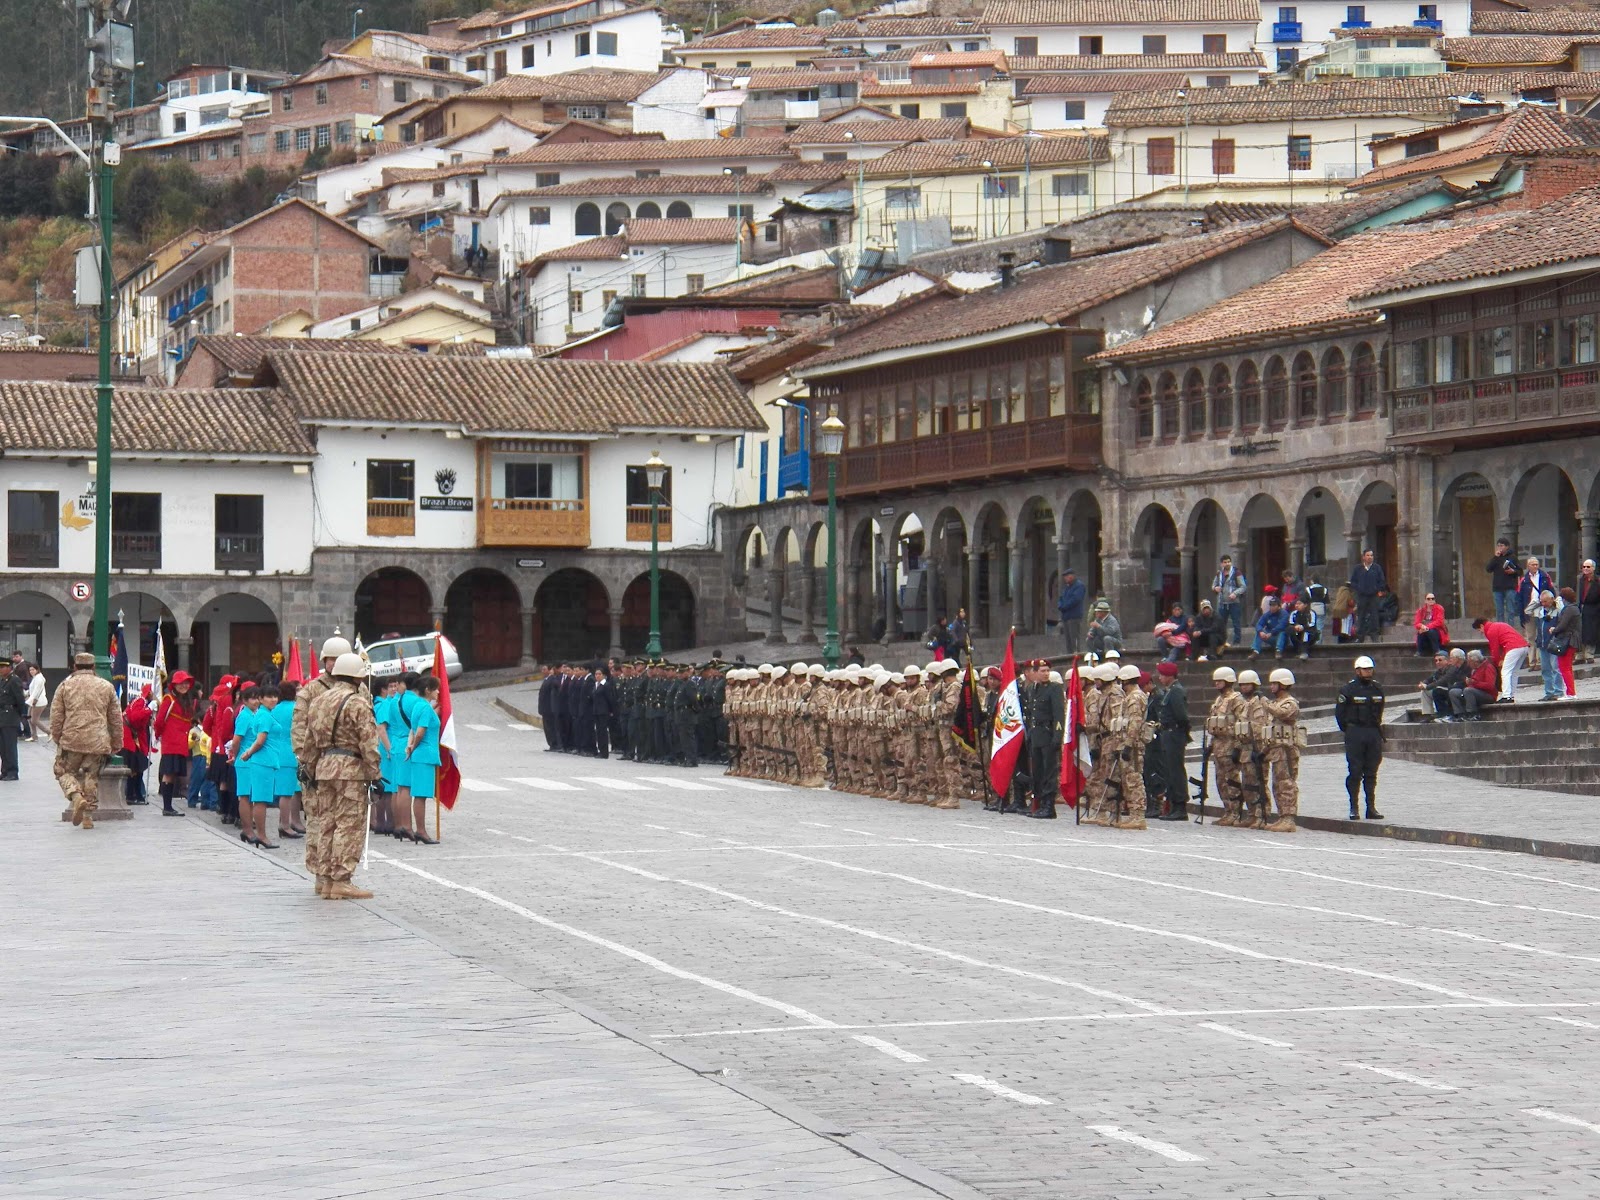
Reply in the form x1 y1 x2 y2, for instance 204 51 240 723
1189 730 1210 824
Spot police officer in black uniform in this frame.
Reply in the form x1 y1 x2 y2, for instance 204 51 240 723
1335 654 1386 821
1024 660 1064 819
1151 662 1191 819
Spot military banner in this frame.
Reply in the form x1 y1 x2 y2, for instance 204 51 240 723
987 631 1024 797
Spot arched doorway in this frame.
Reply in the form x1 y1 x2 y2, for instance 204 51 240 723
1186 499 1230 615
1293 486 1346 591
444 569 523 671
355 567 432 644
604 201 630 236
621 570 696 654
890 512 923 639
1063 489 1103 599
1239 493 1289 604
0 590 76 681
108 589 179 676
971 502 1010 637
1352 480 1400 588
1018 496 1056 634
1511 464 1580 591
189 592 280 686
574 202 601 236
534 569 609 662
847 516 881 642
1436 472 1496 616
927 507 967 627
1133 504 1178 626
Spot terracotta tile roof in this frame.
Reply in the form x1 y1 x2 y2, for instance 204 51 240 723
905 50 1009 69
459 7 512 31
798 217 1310 370
765 160 851 182
860 79 982 97
1440 35 1580 63
1355 184 1600 302
1473 9 1600 35
530 236 628 263
827 16 986 39
262 351 765 433
1023 72 1190 94
861 134 1107 176
381 163 487 185
498 173 776 198
1328 25 1441 38
624 217 741 243
790 117 971 142
0 384 313 457
501 137 792 164
323 54 477 83
1289 175 1462 234
362 29 478 53
696 264 839 298
462 67 661 102
983 0 1261 24
679 25 833 50
0 343 95 355
1354 107 1600 188
183 335 415 384
1097 222 1501 361
1011 52 1264 71
740 67 865 89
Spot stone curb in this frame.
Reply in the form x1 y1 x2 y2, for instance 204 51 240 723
493 695 542 728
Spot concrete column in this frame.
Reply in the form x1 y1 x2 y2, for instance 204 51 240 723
1289 538 1306 578
521 607 537 667
882 545 900 645
1346 535 1363 569
1179 545 1197 616
844 557 863 642
1009 540 1025 635
1580 511 1599 565
965 548 982 638
176 637 193 672
607 606 624 659
795 567 818 644
1056 538 1071 579
429 607 445 633
766 567 787 644
1498 519 1522 556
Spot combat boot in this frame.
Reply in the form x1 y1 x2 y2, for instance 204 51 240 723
325 880 374 900
314 875 330 897
1115 812 1147 830
80 812 94 830
1240 803 1266 830
70 798 84 827
1215 805 1240 827
1364 805 1385 821
1264 813 1296 833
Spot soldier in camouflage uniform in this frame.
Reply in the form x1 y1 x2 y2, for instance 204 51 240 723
291 636 350 876
894 665 927 803
1081 664 1116 825
1235 669 1268 829
929 660 965 810
1205 666 1248 826
1262 668 1304 833
1113 664 1149 830
802 665 833 787
304 653 382 901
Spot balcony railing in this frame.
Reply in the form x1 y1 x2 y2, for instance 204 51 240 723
1272 21 1303 41
1390 367 1600 442
166 285 210 324
478 497 588 547
1340 18 1371 28
7 530 58 569
215 532 264 571
369 274 406 298
367 499 415 538
825 415 1102 499
784 99 821 119
1413 18 1442 30
624 504 672 543
777 448 811 494
111 531 161 569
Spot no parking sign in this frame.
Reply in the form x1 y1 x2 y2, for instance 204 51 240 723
69 581 91 602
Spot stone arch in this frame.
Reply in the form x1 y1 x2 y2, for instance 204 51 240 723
1351 341 1379 415
444 567 524 671
925 505 968 627
1209 362 1233 437
634 201 662 220
1351 478 1399 592
885 509 925 640
1292 350 1317 424
847 514 882 643
0 588 77 672
355 567 433 644
574 202 601 236
1016 495 1057 634
107 588 181 675
1239 492 1289 604
1062 488 1103 599
1134 375 1154 443
666 200 692 219
1237 358 1261 431
604 201 630 236
1435 471 1497 617
970 500 1010 637
621 569 695 655
1292 484 1347 586
187 590 281 686
1509 463 1580 587
1133 502 1179 626
1182 367 1206 440
1321 346 1348 420
534 568 610 662
1264 355 1288 428
1156 369 1179 441
1185 498 1230 617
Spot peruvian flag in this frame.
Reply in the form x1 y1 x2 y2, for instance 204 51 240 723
1059 659 1091 809
435 634 462 810
307 642 320 680
987 631 1025 798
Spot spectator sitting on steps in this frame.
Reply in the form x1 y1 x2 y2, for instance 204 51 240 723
1190 600 1226 662
1249 597 1289 658
1413 592 1450 658
1085 599 1123 658
1417 648 1466 720
1449 649 1498 722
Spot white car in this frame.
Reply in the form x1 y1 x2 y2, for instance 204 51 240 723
364 633 463 681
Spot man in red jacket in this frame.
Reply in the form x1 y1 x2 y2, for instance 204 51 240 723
1471 617 1529 703
1449 650 1498 721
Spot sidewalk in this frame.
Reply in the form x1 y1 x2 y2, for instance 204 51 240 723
0 747 966 1200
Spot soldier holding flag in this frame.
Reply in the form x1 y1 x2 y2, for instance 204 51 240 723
986 633 1027 814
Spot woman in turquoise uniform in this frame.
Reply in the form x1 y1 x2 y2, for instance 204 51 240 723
403 675 442 845
375 677 408 836
271 681 303 841
230 685 272 848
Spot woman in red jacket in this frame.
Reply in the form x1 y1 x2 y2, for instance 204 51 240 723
153 672 200 817
122 684 153 806
1413 593 1450 658
203 677 239 827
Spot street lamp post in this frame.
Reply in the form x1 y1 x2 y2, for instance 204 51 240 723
816 410 845 669
645 450 666 658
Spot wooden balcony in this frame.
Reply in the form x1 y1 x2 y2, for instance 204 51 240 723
624 504 671 543
367 499 415 538
111 531 161 570
822 415 1103 500
479 497 589 548
1390 367 1600 446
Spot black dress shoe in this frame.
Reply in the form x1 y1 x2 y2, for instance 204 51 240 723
1031 808 1057 819
1158 809 1187 820
982 802 1001 812
1348 808 1361 820
1365 809 1385 821
162 808 186 817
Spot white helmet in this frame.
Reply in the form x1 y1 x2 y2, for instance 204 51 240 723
1117 664 1140 682
1097 664 1118 682
332 652 369 679
791 662 809 673
321 636 353 660
1212 666 1237 683
1106 649 1122 660
1048 670 1062 684
1269 668 1295 687
808 664 825 679
904 664 923 676
1236 669 1261 686
1354 655 1375 670
771 666 788 680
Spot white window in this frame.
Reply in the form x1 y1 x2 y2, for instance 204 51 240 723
529 206 551 225
887 186 922 208
1052 173 1088 196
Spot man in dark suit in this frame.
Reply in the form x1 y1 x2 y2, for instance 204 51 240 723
537 662 562 751
590 665 616 758
1348 550 1388 643
1024 659 1064 819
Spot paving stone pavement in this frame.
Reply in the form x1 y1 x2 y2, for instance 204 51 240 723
11 690 1600 1200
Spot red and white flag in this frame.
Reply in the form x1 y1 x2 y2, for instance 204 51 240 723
435 634 462 810
987 631 1025 798
1059 658 1091 809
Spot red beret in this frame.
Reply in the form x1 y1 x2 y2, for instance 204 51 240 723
1138 670 1151 685
1157 662 1179 677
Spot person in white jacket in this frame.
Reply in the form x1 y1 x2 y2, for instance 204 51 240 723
24 665 48 742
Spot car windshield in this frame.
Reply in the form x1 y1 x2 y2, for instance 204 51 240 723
366 643 398 663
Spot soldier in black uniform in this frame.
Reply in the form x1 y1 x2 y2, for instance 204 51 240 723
1335 654 1386 821
672 664 701 768
590 665 616 758
647 663 671 764
538 662 562 752
1151 661 1191 819
572 665 596 756
705 665 728 763
1024 660 1064 819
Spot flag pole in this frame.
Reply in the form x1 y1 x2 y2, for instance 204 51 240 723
435 790 440 843
1072 654 1081 826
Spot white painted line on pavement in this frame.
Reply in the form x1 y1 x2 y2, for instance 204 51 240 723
377 857 842 1029
714 778 785 791
576 776 656 792
504 777 579 792
676 830 708 839
749 845 1514 1006
505 723 535 730
1543 1016 1600 1030
457 778 509 793
853 1035 926 1063
1087 1126 1204 1163
1524 1108 1600 1136
465 723 497 731
952 1073 1051 1106
1427 926 1600 968
1342 1061 1458 1090
1196 1022 1293 1048
955 820 1042 837
635 776 726 791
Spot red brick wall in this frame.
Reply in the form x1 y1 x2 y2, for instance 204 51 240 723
1474 152 1600 213
229 204 374 335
